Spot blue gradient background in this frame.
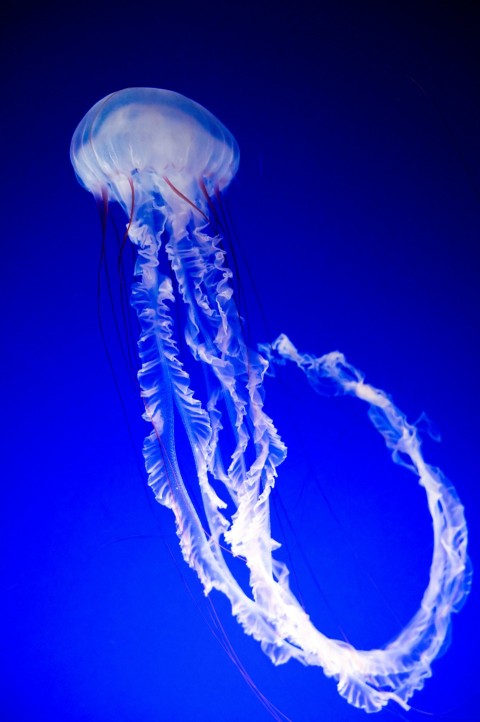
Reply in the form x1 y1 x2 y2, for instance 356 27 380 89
2 2 479 721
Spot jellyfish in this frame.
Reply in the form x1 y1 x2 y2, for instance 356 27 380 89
70 88 471 714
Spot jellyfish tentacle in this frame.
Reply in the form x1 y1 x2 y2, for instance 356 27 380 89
270 334 471 711
129 199 299 659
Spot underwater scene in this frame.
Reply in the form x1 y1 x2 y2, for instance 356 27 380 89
3 2 479 721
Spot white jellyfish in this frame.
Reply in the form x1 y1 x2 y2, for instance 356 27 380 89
71 87 471 713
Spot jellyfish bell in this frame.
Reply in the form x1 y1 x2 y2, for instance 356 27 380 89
71 87 471 716
71 87 239 214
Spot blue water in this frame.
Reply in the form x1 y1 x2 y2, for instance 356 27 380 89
2 2 479 721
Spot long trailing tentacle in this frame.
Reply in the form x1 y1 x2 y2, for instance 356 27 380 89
128 174 471 713
267 334 471 711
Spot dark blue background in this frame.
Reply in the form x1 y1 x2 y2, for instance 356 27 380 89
2 2 479 721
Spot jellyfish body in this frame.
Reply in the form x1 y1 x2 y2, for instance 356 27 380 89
71 88 471 713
